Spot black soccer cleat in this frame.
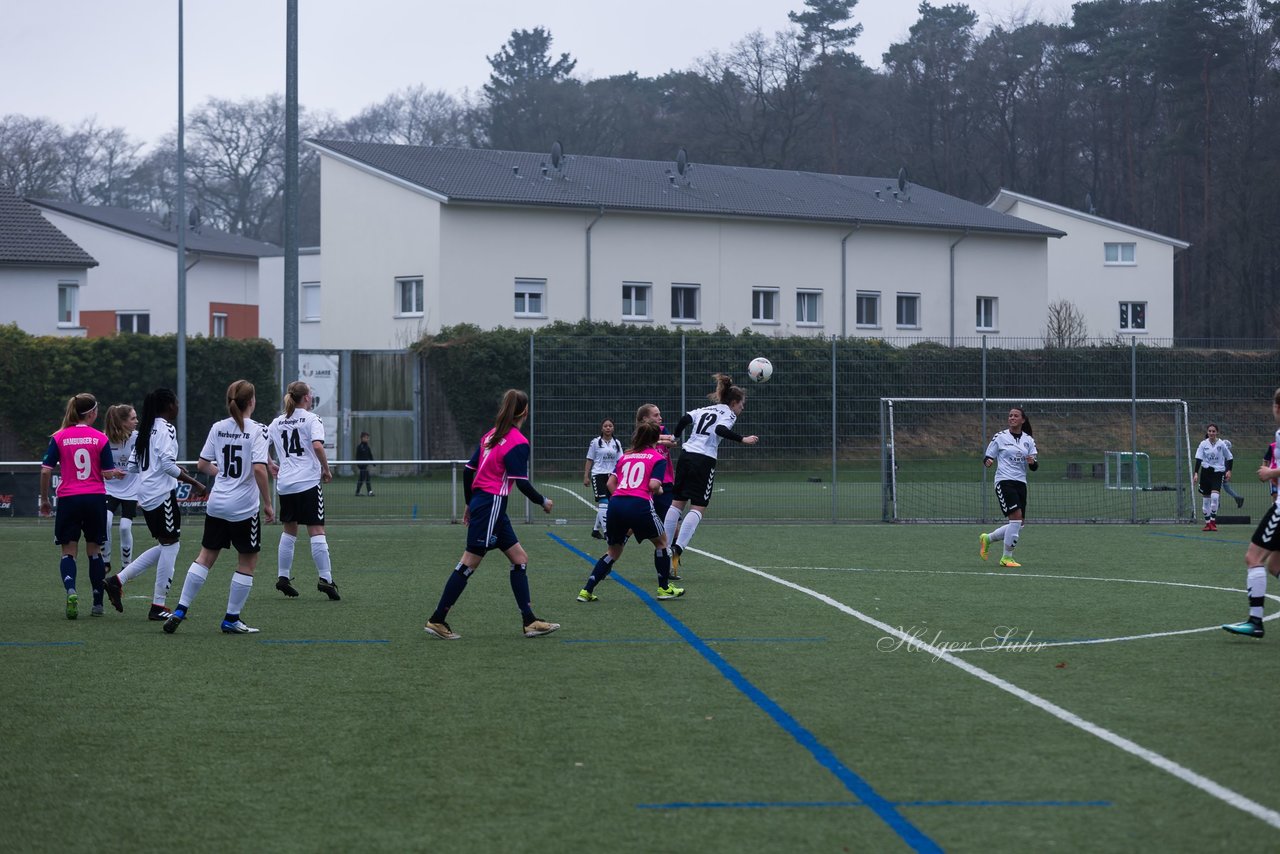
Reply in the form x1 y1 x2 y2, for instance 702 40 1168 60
104 576 124 612
317 578 341 601
275 576 300 598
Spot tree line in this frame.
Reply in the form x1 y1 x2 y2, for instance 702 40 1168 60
3 0 1278 340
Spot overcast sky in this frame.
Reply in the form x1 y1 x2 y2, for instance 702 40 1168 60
3 0 1074 146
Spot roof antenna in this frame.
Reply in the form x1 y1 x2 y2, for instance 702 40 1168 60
550 140 563 170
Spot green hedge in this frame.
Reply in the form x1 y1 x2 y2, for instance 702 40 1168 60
0 324 276 458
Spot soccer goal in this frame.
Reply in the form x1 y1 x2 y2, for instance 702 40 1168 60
879 398 1194 523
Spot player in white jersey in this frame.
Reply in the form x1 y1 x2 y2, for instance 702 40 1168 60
978 407 1039 568
1222 388 1280 638
663 373 760 570
163 381 275 634
268 380 339 601
582 418 622 539
1194 424 1233 530
103 388 207 620
102 404 140 575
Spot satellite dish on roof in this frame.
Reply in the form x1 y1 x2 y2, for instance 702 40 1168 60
188 205 200 230
676 147 688 177
897 167 908 193
550 141 563 169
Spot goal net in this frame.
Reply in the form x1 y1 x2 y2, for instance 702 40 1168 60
880 398 1194 523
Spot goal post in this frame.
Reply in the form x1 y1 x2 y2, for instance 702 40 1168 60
880 398 1194 523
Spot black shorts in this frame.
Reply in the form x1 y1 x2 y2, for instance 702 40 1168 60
1198 468 1224 497
995 480 1028 517
53 494 108 546
105 495 138 518
1251 503 1280 550
142 491 181 539
279 485 325 526
673 453 717 506
607 496 663 546
590 473 612 503
201 513 263 554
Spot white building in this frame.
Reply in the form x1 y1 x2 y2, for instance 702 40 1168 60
0 185 98 336
303 142 1064 349
987 189 1189 340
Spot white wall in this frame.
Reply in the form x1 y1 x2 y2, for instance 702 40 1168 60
258 249 322 347
0 266 88 336
998 198 1176 339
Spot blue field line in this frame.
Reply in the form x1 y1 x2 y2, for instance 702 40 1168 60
0 640 86 647
1148 532 1247 545
637 799 1112 810
257 639 391 645
549 533 944 854
561 636 825 644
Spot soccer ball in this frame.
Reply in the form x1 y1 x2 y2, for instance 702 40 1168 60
747 356 773 383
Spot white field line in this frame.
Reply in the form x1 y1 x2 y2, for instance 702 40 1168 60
543 483 598 511
690 546 1280 831
754 566 1280 649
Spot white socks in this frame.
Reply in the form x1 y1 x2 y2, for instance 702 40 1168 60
226 571 254 617
1005 520 1022 556
278 532 297 577
311 535 333 582
119 517 133 566
176 562 210 610
1248 566 1267 619
118 544 160 584
676 509 703 551
154 542 181 606
988 525 1007 542
105 510 114 564
594 502 608 534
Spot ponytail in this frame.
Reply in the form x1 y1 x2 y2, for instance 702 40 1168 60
630 421 660 452
283 381 309 418
487 389 529 449
227 380 256 432
137 387 177 469
708 373 745 407
60 393 98 430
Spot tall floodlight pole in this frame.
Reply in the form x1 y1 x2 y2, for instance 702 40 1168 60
176 0 188 454
283 0 299 391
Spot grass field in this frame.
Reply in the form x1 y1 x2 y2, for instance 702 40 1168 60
3 514 1279 853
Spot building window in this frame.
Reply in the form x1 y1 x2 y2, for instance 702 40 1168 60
752 288 780 323
896 293 921 329
796 290 822 325
212 312 228 338
57 282 79 327
302 282 321 322
622 282 651 320
1104 242 1136 265
515 277 546 317
397 277 423 315
856 291 880 328
976 297 998 331
116 312 150 334
671 284 699 323
1119 301 1146 331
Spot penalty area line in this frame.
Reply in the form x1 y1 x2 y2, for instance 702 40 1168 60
687 545 1280 832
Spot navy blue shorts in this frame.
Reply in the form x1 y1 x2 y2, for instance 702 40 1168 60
54 493 108 546
607 496 663 546
654 484 674 521
465 492 517 556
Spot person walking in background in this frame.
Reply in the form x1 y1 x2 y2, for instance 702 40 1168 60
423 389 560 640
1222 389 1280 638
1220 436 1245 508
1194 423 1232 531
355 431 375 496
582 418 621 539
269 381 340 601
164 381 275 635
577 420 682 603
663 373 760 573
102 403 139 576
39 393 120 619
103 388 207 620
979 407 1039 568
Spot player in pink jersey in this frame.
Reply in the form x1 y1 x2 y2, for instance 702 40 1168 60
39 393 122 619
423 389 560 640
577 421 684 603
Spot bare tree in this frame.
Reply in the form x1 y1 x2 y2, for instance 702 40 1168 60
61 119 144 206
342 86 479 147
0 114 64 197
1043 298 1090 347
185 95 289 240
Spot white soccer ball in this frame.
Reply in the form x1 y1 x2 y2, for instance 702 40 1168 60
747 356 773 383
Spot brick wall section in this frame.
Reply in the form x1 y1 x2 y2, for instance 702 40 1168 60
209 302 259 339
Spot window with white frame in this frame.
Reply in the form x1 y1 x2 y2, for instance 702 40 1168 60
212 312 228 338
57 282 79 326
752 288 780 323
116 312 150 334
976 297 998 331
1119 301 1146 331
1104 242 1136 264
855 291 880 328
896 293 921 329
796 290 822 325
622 282 651 320
515 277 546 317
397 277 424 315
671 283 699 323
301 282 321 322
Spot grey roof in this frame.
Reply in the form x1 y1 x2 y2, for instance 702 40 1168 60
0 185 98 268
30 198 282 259
310 140 1063 239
